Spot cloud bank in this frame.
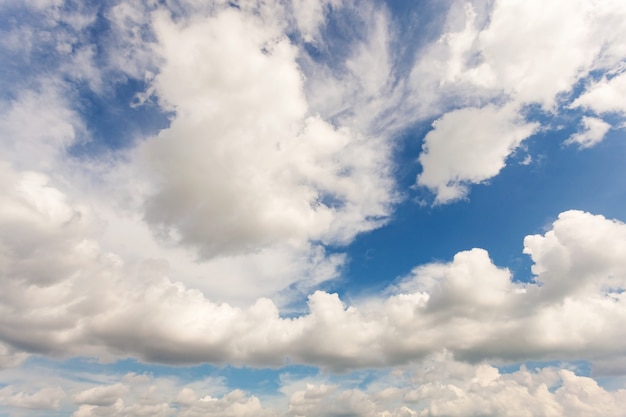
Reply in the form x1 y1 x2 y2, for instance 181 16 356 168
1 160 624 371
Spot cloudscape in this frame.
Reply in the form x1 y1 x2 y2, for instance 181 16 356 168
1 0 626 416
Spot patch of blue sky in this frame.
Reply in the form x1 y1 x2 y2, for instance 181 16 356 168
382 0 453 58
340 109 626 297
70 77 170 156
596 373 626 391
16 355 320 398
295 0 440 78
0 9 63 93
0 0 167 154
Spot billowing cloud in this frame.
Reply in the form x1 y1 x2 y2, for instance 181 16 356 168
0 386 65 411
283 356 626 417
417 104 538 203
139 7 396 258
1 158 625 371
411 0 626 201
4 355 626 417
74 383 129 407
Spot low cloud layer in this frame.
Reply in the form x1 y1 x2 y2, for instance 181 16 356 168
1 159 624 371
2 354 625 417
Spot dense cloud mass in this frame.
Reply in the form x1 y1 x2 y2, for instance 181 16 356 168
1 162 625 370
140 8 395 257
1 0 626 416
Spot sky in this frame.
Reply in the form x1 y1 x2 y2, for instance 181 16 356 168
1 0 626 416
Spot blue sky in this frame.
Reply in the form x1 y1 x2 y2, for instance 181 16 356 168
1 0 626 416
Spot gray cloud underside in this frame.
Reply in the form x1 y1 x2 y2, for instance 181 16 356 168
1 159 625 371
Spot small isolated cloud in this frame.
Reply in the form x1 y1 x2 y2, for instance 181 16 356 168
417 104 538 204
571 71 626 115
565 116 612 149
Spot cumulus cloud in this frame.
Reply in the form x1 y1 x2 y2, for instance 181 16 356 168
0 368 270 417
0 386 65 410
283 357 626 417
571 71 626 115
7 355 621 417
417 104 538 203
422 0 626 109
0 85 81 172
1 159 625 372
410 0 626 202
175 390 275 417
139 7 395 258
403 354 626 417
565 116 612 149
74 384 129 407
0 0 397 303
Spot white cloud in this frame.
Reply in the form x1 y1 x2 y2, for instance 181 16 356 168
474 0 599 108
523 210 626 301
0 85 81 172
1 161 625 372
408 0 626 202
139 7 395 258
288 384 378 417
3 356 626 417
282 353 626 417
565 116 612 149
103 0 158 81
0 386 65 410
421 0 626 109
0 0 397 304
176 390 275 417
571 71 626 115
417 104 538 203
403 354 626 417
74 384 129 407
291 0 341 43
